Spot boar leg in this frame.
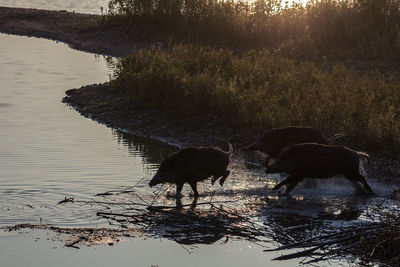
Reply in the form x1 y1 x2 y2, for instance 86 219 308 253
345 174 374 194
211 176 218 185
264 158 270 167
176 183 184 197
188 181 199 196
273 176 303 194
175 198 183 209
219 170 230 186
284 177 303 194
273 175 298 190
190 197 198 209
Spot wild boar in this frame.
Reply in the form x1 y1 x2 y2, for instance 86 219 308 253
149 143 233 196
248 126 343 166
265 143 373 194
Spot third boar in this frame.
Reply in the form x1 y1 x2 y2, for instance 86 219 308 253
248 126 343 166
266 143 373 194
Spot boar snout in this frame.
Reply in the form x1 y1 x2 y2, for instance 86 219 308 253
149 173 161 187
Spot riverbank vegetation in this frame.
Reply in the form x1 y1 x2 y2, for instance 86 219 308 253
99 0 400 157
108 43 400 156
106 0 400 61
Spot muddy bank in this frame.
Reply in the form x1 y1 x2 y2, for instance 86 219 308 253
63 83 256 151
0 6 143 57
63 83 400 183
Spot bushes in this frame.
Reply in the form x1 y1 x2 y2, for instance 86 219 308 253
110 44 400 155
106 0 400 60
103 0 400 156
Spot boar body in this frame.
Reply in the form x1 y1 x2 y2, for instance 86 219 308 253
149 144 232 196
248 126 342 165
266 143 373 194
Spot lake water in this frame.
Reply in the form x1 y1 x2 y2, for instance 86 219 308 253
0 0 310 14
0 33 300 267
0 0 109 14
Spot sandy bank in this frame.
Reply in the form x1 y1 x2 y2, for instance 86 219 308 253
0 6 141 57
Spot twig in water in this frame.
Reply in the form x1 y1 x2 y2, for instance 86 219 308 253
58 197 74 204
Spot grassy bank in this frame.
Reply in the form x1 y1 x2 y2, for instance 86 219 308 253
108 44 400 157
106 0 400 61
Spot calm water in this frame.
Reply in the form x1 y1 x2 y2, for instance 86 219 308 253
0 0 310 15
0 0 109 14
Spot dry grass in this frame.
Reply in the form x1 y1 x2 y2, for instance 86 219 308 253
109 44 400 157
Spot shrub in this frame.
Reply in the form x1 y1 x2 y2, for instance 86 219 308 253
106 0 400 60
110 44 400 156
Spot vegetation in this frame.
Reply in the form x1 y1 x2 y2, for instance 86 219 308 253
109 44 400 156
92 0 400 157
106 0 400 60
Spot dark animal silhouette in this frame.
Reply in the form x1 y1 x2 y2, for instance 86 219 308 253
248 126 343 166
149 143 233 196
265 143 373 194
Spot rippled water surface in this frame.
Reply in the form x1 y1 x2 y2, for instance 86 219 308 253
0 33 154 227
0 33 291 267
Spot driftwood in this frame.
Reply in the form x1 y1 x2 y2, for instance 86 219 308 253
54 186 400 265
266 200 400 265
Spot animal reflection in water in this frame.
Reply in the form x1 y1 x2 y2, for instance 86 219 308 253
147 198 228 245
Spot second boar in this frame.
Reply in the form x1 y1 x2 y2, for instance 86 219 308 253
266 143 373 194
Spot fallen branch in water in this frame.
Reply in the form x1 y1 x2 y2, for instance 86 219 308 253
65 237 82 249
57 197 74 204
266 201 400 265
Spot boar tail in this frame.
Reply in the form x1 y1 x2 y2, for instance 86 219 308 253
328 132 346 144
226 142 233 156
357 151 370 164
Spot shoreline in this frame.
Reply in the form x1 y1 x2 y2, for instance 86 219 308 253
2 6 400 179
0 6 139 57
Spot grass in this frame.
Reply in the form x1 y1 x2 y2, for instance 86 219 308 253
108 43 400 157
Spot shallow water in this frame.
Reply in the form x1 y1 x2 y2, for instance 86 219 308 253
0 0 313 15
0 33 292 267
0 32 398 266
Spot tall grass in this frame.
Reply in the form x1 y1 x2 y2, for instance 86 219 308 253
110 44 400 156
106 0 400 60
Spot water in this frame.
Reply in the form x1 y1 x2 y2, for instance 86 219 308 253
0 0 109 14
0 33 292 267
0 0 311 15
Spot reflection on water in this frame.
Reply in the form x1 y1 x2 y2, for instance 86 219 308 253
113 130 178 172
0 0 312 15
0 33 175 227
